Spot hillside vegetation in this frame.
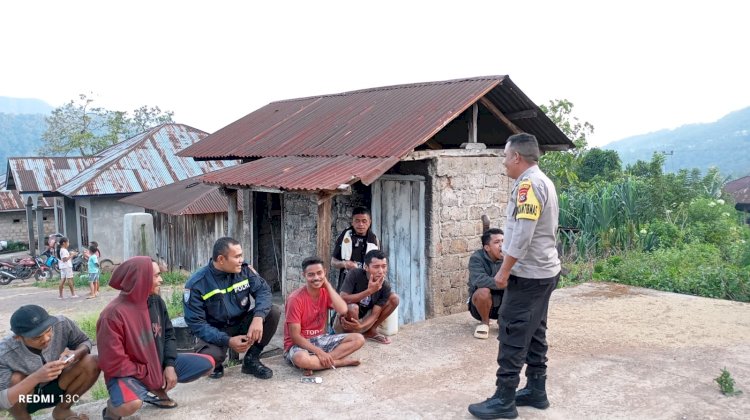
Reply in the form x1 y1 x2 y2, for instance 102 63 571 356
604 107 750 179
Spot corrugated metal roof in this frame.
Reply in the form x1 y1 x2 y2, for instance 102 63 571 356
6 157 98 193
201 156 400 191
726 176 750 204
179 75 573 161
119 176 240 215
0 191 52 212
0 174 53 211
55 124 238 197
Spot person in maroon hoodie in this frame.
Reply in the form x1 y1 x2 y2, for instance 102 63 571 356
97 257 214 419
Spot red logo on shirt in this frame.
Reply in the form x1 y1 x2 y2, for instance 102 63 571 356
518 185 529 203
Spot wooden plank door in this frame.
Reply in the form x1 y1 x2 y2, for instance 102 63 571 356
371 175 426 325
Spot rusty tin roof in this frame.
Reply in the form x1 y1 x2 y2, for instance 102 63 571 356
119 176 243 215
0 174 53 211
726 176 750 205
179 75 573 161
201 156 400 191
5 156 98 194
55 123 237 197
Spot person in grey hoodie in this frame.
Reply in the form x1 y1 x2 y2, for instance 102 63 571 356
467 228 504 340
0 305 99 420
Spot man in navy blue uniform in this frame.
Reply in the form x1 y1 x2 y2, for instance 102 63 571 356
184 237 280 380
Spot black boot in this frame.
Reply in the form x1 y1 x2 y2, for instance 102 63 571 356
515 374 549 409
241 350 273 379
467 386 518 419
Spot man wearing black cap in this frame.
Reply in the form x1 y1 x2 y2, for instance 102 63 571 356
0 305 99 420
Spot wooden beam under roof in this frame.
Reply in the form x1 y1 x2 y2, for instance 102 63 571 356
506 109 537 120
478 98 522 134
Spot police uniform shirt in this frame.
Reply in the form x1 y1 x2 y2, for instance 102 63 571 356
502 165 561 279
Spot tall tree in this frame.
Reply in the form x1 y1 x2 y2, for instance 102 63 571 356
578 148 622 183
37 94 174 156
538 99 594 189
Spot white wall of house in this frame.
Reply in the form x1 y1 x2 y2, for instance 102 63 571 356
86 197 144 263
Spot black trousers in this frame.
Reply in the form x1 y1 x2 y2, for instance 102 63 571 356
195 304 281 365
495 272 559 388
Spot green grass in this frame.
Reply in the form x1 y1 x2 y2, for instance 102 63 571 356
34 272 112 289
592 244 750 302
89 377 109 401
73 312 100 341
166 286 185 319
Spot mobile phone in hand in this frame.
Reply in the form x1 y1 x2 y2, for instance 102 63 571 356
61 354 75 364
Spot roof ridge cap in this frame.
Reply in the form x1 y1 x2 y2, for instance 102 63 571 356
270 75 507 105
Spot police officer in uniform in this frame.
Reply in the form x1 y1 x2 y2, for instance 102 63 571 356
468 133 560 419
184 237 281 379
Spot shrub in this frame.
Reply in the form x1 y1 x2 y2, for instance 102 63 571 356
594 244 750 302
166 287 185 319
161 271 188 285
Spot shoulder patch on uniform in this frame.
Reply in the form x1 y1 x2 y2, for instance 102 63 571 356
516 179 541 221
183 289 191 303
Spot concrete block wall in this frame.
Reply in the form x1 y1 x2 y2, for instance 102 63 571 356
427 155 510 316
0 210 55 245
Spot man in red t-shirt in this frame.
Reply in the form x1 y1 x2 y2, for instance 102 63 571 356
283 257 364 373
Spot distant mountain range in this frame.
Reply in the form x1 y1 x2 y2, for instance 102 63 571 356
0 97 52 115
0 97 51 176
1 96 748 182
603 107 750 179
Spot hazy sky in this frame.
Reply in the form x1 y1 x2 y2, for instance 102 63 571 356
2 0 748 147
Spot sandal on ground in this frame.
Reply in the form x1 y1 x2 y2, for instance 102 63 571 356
144 396 178 409
474 323 490 339
102 407 121 420
366 333 392 345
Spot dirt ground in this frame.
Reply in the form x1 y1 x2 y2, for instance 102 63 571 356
1 281 748 419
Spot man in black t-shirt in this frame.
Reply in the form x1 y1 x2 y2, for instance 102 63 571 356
334 250 399 344
331 207 379 291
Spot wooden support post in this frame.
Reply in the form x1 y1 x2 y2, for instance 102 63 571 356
35 197 45 254
25 196 35 257
468 103 478 143
242 189 254 264
316 192 333 271
225 188 239 240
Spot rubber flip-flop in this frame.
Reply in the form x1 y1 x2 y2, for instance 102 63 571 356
144 397 178 409
366 333 392 345
474 324 490 339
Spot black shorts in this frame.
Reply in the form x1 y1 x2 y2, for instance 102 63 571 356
25 379 65 413
468 300 500 321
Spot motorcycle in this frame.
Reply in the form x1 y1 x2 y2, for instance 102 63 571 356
0 255 54 285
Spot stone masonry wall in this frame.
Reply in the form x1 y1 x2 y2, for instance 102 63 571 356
328 184 369 287
282 186 370 297
282 193 318 297
0 210 55 246
426 155 511 317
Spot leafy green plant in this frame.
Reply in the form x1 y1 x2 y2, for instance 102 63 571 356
74 313 99 342
715 368 742 396
89 378 109 401
161 271 188 285
34 272 112 289
166 287 185 319
1 241 29 252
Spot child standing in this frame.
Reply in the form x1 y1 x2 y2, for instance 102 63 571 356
57 237 78 299
87 244 100 299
